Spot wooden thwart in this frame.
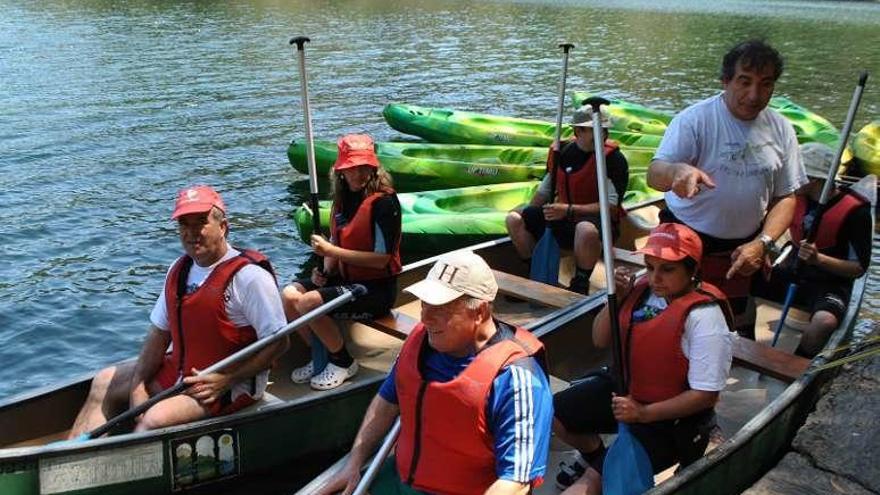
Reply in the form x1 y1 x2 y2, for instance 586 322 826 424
732 337 810 383
493 270 587 308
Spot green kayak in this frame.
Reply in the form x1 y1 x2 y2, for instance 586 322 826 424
767 96 840 147
293 177 661 254
382 103 663 149
287 140 657 192
852 120 880 175
572 91 672 135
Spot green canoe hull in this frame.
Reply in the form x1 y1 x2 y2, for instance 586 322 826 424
293 178 660 255
287 140 656 192
852 120 880 175
382 103 663 149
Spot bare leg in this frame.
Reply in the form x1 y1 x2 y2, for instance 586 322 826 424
560 467 602 495
553 417 603 454
506 210 537 260
573 221 600 272
796 310 839 358
281 283 314 345
67 361 137 439
293 291 345 353
134 392 209 432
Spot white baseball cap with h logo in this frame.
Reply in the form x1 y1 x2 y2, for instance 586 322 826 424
404 251 498 306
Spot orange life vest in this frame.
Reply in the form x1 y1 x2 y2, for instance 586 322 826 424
395 323 544 495
332 190 402 282
618 279 731 404
547 140 619 212
164 249 274 381
790 192 866 250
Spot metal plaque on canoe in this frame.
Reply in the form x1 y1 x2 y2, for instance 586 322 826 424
38 442 163 494
169 428 240 491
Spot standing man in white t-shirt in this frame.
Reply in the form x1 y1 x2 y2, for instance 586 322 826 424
647 39 807 338
68 185 288 438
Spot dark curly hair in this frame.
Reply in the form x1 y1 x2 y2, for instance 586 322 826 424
720 39 784 82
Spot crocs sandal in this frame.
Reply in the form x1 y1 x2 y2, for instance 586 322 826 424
290 361 314 384
310 361 359 391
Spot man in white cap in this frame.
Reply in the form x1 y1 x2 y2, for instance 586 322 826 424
506 104 629 294
68 185 288 437
317 251 553 495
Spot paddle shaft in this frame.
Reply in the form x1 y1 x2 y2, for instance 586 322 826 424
351 418 402 495
584 96 627 394
549 43 574 203
772 71 868 347
291 36 322 238
86 285 365 439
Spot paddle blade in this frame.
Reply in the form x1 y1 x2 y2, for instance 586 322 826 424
602 423 654 495
530 228 560 285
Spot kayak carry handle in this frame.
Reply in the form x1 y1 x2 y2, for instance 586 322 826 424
558 42 574 52
582 95 610 112
290 36 311 50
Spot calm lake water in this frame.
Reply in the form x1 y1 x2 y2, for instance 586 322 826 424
2 0 879 406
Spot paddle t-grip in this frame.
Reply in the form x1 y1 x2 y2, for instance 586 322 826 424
558 42 574 53
582 95 610 113
290 36 310 50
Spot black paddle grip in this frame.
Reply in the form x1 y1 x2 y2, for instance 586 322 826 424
558 42 574 52
290 36 311 49
582 95 610 112
858 71 868 86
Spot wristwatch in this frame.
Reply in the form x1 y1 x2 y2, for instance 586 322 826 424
757 233 774 253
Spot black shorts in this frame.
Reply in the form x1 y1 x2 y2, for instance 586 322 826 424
752 270 851 322
521 206 612 250
292 276 396 321
553 368 716 474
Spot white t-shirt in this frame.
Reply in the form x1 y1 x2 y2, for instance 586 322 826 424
654 94 807 239
150 244 286 400
639 292 734 392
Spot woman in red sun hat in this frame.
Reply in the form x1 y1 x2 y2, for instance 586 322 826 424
282 134 402 391
552 223 735 492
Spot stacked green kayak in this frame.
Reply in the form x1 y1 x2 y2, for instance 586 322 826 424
287 140 657 192
382 103 664 149
852 120 880 175
572 91 672 135
767 96 840 147
293 179 661 254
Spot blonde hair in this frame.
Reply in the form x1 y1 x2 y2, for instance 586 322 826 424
330 166 394 209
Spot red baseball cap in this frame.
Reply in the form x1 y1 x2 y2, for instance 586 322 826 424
171 185 226 220
637 223 703 265
333 134 380 171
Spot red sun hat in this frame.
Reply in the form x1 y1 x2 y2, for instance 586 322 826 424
333 134 380 171
171 185 226 220
637 223 703 265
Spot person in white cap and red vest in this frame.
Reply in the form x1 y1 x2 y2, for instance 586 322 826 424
67 185 288 438
316 251 553 495
282 134 402 391
553 223 734 492
506 104 629 294
753 142 871 357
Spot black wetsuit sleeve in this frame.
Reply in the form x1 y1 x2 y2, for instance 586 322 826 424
607 149 630 203
842 203 872 271
370 194 402 254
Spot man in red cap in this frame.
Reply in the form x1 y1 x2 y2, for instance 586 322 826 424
282 134 402 391
68 185 289 437
552 223 734 492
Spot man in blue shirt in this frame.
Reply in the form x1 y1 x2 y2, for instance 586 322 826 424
317 251 553 495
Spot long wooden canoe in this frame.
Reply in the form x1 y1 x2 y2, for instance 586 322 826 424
298 177 877 495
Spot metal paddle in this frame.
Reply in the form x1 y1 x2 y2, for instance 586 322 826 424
771 71 868 347
582 96 654 494
349 418 402 495
530 42 573 285
291 35 329 372
71 285 366 442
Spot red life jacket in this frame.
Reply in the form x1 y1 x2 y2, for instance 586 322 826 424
790 192 865 250
164 249 275 380
395 323 544 495
618 279 731 404
331 190 402 282
547 140 619 212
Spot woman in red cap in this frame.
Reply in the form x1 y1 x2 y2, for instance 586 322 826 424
552 223 735 493
282 134 402 390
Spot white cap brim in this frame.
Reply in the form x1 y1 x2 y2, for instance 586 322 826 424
403 279 465 306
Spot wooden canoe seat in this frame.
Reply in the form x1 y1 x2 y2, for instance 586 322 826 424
732 337 810 383
370 309 420 340
492 270 587 308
